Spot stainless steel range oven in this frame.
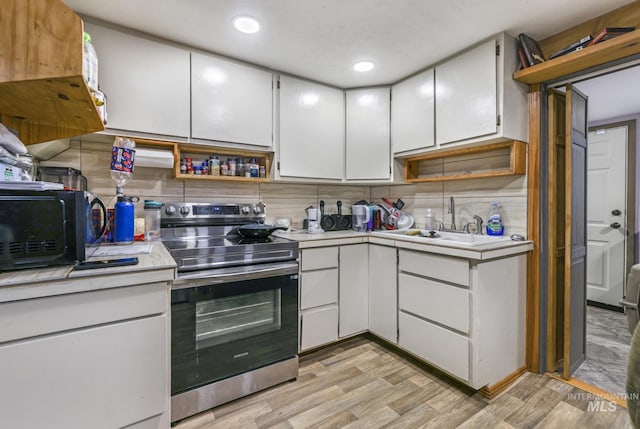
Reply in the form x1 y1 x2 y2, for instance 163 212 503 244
161 202 299 423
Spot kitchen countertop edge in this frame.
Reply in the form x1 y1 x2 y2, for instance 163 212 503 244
0 243 177 302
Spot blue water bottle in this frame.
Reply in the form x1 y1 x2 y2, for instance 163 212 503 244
114 195 138 244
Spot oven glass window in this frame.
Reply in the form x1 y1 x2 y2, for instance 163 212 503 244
195 289 281 349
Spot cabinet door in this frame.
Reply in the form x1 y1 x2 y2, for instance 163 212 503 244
0 316 167 429
345 88 391 180
368 244 397 343
278 76 344 179
391 68 435 154
192 53 273 147
85 22 190 137
339 244 369 337
435 39 497 145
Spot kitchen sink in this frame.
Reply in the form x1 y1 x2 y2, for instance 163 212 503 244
375 229 512 247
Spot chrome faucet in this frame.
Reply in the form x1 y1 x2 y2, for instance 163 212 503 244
473 215 484 234
464 215 485 234
448 196 456 231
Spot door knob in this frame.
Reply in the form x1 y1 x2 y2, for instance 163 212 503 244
611 222 622 229
612 209 622 216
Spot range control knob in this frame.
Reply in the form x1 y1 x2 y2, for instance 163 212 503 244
165 205 176 216
242 206 251 215
253 205 262 215
180 206 190 216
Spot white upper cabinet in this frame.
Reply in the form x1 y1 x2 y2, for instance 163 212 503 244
391 68 435 154
191 53 273 147
345 88 391 180
435 33 528 147
84 22 190 138
278 75 345 180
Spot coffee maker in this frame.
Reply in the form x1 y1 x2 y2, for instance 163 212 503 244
306 207 323 234
351 205 370 232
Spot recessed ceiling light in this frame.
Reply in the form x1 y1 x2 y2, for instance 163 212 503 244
233 15 260 34
353 61 375 72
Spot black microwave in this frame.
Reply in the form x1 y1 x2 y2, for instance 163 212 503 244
0 189 106 271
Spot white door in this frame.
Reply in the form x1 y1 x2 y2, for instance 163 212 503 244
586 125 628 307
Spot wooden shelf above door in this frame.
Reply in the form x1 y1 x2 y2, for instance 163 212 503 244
404 140 527 183
513 30 640 85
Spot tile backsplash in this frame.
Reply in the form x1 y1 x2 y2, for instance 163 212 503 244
39 136 527 235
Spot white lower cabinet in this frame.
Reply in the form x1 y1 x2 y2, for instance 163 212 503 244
299 243 369 350
298 241 527 392
339 244 369 337
299 247 339 351
396 249 526 389
368 244 398 343
0 282 169 429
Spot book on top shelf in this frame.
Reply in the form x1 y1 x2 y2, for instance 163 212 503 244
548 35 593 59
517 47 529 69
518 33 545 66
586 27 635 47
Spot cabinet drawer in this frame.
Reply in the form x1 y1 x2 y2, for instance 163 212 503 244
399 273 469 333
399 249 469 286
300 305 338 351
301 247 339 271
399 312 469 381
300 268 338 310
0 283 167 344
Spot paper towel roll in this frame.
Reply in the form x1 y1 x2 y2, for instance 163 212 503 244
135 147 175 169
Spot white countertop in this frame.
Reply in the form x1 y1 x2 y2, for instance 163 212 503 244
275 229 533 260
0 242 176 302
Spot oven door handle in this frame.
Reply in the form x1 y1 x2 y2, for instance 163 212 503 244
172 262 299 289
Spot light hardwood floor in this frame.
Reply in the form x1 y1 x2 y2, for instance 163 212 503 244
175 335 633 428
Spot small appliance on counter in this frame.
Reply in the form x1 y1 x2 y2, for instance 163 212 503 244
351 204 370 232
38 166 88 191
306 206 323 234
319 200 352 231
0 189 106 271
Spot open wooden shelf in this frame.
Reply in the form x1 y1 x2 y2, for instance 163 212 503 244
122 138 273 182
513 29 640 85
404 141 527 183
0 0 105 144
175 143 272 182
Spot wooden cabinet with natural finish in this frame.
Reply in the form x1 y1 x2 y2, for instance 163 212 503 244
404 140 526 183
0 0 104 145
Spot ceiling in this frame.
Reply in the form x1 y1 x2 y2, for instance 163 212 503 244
63 0 634 89
574 64 640 123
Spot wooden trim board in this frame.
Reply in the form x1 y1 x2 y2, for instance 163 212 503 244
546 372 628 408
526 87 542 373
479 367 528 399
